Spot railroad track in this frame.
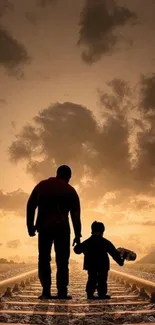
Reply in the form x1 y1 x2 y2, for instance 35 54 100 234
0 261 155 325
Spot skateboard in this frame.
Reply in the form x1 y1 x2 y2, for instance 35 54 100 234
117 247 137 261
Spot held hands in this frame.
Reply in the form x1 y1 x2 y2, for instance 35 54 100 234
72 236 81 247
28 226 36 237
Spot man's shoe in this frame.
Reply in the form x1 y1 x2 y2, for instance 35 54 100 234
38 289 52 300
38 293 52 300
98 294 111 299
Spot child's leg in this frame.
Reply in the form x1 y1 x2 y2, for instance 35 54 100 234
97 270 108 297
86 270 98 298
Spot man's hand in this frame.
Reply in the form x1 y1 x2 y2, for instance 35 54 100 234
72 236 81 247
28 226 36 237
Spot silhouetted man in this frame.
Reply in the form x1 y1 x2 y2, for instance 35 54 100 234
26 165 82 299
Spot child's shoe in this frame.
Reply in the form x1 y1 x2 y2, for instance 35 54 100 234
98 294 111 299
57 294 72 299
87 294 96 299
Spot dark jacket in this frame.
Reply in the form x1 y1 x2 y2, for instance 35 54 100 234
74 234 124 271
26 176 81 237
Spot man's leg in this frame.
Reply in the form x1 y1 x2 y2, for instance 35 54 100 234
38 231 53 298
54 229 70 298
86 270 98 298
97 270 110 298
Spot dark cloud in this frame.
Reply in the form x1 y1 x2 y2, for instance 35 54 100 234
0 26 30 74
99 76 155 197
11 121 16 130
25 12 37 25
0 0 28 74
37 0 57 7
99 78 132 111
0 99 7 105
0 189 29 215
136 73 155 193
0 0 13 18
78 0 136 64
8 95 129 212
98 78 132 118
6 240 21 249
140 74 155 112
9 102 98 183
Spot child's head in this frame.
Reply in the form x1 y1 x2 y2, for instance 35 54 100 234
91 221 105 236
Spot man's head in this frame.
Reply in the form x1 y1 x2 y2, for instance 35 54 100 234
56 165 72 183
91 221 105 236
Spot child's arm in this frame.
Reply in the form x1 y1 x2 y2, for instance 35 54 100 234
74 241 86 255
107 241 124 266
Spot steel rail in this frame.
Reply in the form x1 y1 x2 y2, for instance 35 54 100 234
0 269 37 294
110 268 155 302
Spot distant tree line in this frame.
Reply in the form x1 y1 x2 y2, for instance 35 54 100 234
0 258 25 264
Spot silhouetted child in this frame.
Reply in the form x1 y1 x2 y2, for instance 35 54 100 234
74 221 124 299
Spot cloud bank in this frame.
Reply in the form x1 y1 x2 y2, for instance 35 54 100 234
0 26 30 75
78 0 136 64
0 189 29 215
6 240 21 249
8 74 155 215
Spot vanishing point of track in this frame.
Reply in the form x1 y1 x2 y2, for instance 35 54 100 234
0 261 155 325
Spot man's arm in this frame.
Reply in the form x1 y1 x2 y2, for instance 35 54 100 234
107 240 124 266
70 188 82 245
26 184 39 236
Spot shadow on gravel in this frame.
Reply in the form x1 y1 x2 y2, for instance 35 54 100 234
28 298 70 325
86 297 113 311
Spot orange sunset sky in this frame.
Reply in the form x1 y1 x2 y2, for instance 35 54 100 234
0 0 155 262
